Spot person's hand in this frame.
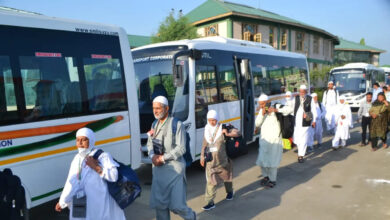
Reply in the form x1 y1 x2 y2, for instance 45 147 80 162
341 115 346 120
152 155 164 166
303 113 307 119
85 156 99 170
147 129 154 137
200 157 205 167
262 107 266 116
254 128 259 134
55 202 62 212
371 113 377 119
312 122 316 128
385 101 389 106
356 119 360 123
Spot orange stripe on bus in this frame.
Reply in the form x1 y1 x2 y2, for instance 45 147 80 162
0 135 130 166
0 116 123 140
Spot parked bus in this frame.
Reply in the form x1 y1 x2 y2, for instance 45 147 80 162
0 9 141 212
380 67 390 85
132 36 310 164
329 63 385 108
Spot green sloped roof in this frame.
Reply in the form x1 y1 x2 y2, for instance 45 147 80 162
335 38 385 53
128 34 151 48
186 0 338 42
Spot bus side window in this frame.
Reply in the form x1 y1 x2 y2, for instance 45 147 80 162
0 56 18 125
268 67 284 95
217 65 238 102
252 64 269 96
195 65 217 128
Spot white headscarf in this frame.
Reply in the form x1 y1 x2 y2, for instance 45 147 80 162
204 110 222 145
285 91 293 101
76 127 96 158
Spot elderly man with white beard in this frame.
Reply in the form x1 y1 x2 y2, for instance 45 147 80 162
146 96 196 220
292 85 317 163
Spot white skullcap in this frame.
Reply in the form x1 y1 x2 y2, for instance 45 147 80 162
76 127 95 148
328 81 334 84
311 93 318 97
299 85 307 90
285 91 292 96
339 95 346 100
153 96 168 106
207 110 218 121
258 94 269 101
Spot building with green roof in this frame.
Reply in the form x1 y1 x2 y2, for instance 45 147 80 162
127 34 152 48
334 38 385 66
186 0 340 70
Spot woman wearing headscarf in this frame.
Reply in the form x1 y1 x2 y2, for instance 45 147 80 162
55 128 125 220
369 92 390 151
200 110 239 211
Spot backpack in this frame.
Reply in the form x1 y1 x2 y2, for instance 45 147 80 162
2 168 26 220
152 117 193 167
93 150 141 209
223 124 248 159
275 105 295 139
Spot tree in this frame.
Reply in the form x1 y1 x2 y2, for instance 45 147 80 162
152 9 199 43
360 38 366 45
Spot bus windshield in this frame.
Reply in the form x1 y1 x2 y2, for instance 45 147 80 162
133 48 189 133
331 70 366 94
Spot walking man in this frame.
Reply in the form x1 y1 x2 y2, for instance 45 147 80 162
308 93 326 149
147 96 196 220
332 96 353 150
322 81 339 133
357 92 373 146
293 85 317 163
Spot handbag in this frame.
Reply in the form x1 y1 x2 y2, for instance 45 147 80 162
203 147 213 162
152 138 164 155
72 191 87 218
304 111 313 122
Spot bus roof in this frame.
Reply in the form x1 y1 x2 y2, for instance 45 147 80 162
380 67 390 73
0 7 125 36
132 36 307 60
331 63 383 72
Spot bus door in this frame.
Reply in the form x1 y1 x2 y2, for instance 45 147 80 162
234 57 255 142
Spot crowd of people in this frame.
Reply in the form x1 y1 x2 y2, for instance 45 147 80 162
54 82 390 219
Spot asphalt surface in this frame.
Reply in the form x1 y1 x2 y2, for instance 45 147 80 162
30 114 390 220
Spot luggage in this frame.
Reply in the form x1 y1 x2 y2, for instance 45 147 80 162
275 104 294 139
93 150 141 209
1 168 26 220
223 124 247 159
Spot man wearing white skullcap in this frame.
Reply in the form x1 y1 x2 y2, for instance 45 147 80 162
322 81 340 133
147 96 196 219
307 93 326 150
292 85 317 163
254 94 293 187
56 128 125 220
332 95 353 150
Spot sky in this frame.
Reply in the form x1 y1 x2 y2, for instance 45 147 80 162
1 0 389 65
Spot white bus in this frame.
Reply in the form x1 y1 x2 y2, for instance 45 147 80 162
329 63 385 108
380 67 390 85
132 36 309 164
0 9 141 211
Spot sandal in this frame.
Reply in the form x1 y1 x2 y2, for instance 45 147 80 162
298 156 304 163
260 177 270 186
266 181 276 188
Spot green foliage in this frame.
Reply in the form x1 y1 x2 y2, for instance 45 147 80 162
381 65 390 67
310 65 334 85
359 38 366 45
152 10 199 43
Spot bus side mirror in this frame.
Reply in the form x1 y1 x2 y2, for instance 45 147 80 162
240 59 249 77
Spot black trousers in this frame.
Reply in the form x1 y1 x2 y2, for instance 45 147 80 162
361 116 371 144
371 136 387 148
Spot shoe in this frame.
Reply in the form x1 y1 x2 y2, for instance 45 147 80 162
202 202 215 211
298 157 304 163
306 147 313 153
226 192 233 200
332 147 338 151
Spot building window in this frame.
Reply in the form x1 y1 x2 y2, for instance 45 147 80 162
323 39 330 58
281 29 288 50
205 24 218 37
269 27 275 47
254 33 262 42
313 35 319 54
296 32 304 52
243 23 257 41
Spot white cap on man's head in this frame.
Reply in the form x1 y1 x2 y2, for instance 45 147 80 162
286 91 292 96
153 96 168 106
311 93 318 97
258 94 269 101
339 95 346 100
328 81 334 85
299 85 307 90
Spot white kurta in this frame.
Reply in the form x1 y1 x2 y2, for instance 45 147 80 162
255 104 292 168
322 89 339 131
333 103 353 142
293 96 317 156
59 149 125 220
309 103 326 146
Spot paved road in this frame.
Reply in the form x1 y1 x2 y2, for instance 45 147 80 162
31 115 390 220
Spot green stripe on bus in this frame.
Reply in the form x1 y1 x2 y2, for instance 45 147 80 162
0 116 118 158
32 188 63 201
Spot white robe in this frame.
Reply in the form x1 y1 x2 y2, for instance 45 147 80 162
59 149 125 220
309 103 326 146
333 103 353 142
255 104 293 168
322 89 339 131
293 96 317 156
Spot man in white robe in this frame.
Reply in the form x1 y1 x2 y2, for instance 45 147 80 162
55 128 125 220
332 96 353 149
322 81 339 133
293 85 317 163
372 83 383 101
147 96 196 220
255 94 293 187
308 93 326 149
